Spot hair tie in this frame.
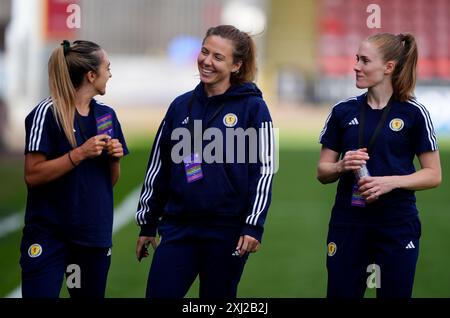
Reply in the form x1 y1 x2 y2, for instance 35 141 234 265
397 34 407 49
61 40 70 55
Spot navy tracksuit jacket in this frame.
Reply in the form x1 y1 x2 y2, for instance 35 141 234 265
136 82 275 298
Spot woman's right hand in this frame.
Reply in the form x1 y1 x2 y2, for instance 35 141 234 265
136 236 158 261
340 148 369 173
74 134 111 161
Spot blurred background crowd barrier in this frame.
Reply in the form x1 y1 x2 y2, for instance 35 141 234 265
0 0 449 152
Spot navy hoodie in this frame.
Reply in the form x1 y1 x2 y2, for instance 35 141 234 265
135 82 275 242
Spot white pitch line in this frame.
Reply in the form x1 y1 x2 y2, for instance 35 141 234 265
0 212 23 239
4 187 141 298
113 188 141 233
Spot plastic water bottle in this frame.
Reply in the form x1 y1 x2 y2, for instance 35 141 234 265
355 164 370 180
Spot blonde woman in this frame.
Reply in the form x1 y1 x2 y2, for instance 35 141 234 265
21 40 128 298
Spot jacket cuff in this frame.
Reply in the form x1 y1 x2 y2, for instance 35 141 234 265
240 224 264 243
139 222 157 237
139 220 159 237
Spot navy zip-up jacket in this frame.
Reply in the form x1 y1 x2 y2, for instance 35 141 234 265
136 82 275 242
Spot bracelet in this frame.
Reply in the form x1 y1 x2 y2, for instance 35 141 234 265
68 150 77 167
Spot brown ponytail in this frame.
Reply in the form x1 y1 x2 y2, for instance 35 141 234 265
393 34 418 102
367 33 418 102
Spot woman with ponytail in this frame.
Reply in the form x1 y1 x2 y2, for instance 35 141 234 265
21 40 128 298
135 25 274 298
317 33 441 298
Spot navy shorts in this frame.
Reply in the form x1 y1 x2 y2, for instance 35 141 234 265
326 218 421 298
20 225 111 298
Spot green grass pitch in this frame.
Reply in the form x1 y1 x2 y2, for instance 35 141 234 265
1 137 449 297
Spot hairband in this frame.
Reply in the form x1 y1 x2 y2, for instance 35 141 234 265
61 40 70 55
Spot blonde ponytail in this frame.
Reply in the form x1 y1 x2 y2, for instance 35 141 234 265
48 45 77 147
47 40 102 148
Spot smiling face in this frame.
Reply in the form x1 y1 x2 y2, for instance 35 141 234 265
197 35 242 96
89 49 112 96
354 41 394 89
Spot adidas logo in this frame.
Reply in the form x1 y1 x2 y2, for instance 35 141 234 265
405 241 415 249
181 117 189 125
348 118 359 125
231 249 240 257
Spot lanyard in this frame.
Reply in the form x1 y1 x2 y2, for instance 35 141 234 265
358 94 394 153
187 94 225 152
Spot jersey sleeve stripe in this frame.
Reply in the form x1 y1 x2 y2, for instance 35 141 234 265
29 98 52 152
408 99 438 151
29 98 49 151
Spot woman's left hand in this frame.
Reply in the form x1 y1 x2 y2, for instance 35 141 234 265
358 176 396 203
236 235 260 257
106 138 124 158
